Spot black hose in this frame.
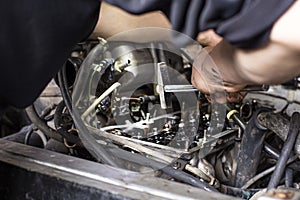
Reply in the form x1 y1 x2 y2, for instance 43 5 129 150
264 143 294 188
26 105 63 142
25 105 82 146
62 56 120 167
285 168 293 188
54 100 74 130
108 147 218 192
241 155 297 189
58 63 74 119
24 105 53 145
161 166 219 192
267 112 300 190
54 101 66 129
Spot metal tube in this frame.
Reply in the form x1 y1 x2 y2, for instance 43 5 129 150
264 142 280 159
225 105 246 130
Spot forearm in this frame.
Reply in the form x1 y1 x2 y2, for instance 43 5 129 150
192 1 300 94
235 0 300 85
209 39 300 87
219 0 300 86
234 42 300 85
90 2 170 39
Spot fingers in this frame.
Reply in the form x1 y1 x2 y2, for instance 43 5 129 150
192 34 248 102
196 29 222 52
192 49 225 94
191 61 247 103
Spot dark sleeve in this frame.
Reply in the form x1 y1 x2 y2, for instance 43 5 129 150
104 0 294 49
0 0 100 108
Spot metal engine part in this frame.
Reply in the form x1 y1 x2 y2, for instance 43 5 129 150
3 33 300 200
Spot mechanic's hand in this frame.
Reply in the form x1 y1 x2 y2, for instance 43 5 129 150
192 32 247 102
191 59 246 103
196 29 222 52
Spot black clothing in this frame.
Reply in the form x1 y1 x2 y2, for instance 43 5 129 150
0 0 295 110
0 0 100 108
106 0 294 49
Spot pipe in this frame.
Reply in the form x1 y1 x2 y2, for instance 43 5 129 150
58 64 74 119
264 142 280 159
108 147 218 192
234 110 267 188
26 105 63 142
285 168 293 188
258 112 300 156
241 155 297 189
225 104 246 131
264 143 294 188
25 105 81 146
267 112 300 190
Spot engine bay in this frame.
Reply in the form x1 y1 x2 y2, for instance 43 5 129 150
2 29 300 200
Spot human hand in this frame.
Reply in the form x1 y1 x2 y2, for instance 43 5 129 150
191 54 246 103
196 29 222 52
191 37 247 103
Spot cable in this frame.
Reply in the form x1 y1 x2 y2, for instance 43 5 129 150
267 112 300 190
221 184 261 198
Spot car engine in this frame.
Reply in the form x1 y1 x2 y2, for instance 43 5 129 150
1 28 300 200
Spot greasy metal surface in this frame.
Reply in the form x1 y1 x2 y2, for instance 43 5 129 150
257 112 300 155
257 112 290 141
0 139 238 200
234 111 267 188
